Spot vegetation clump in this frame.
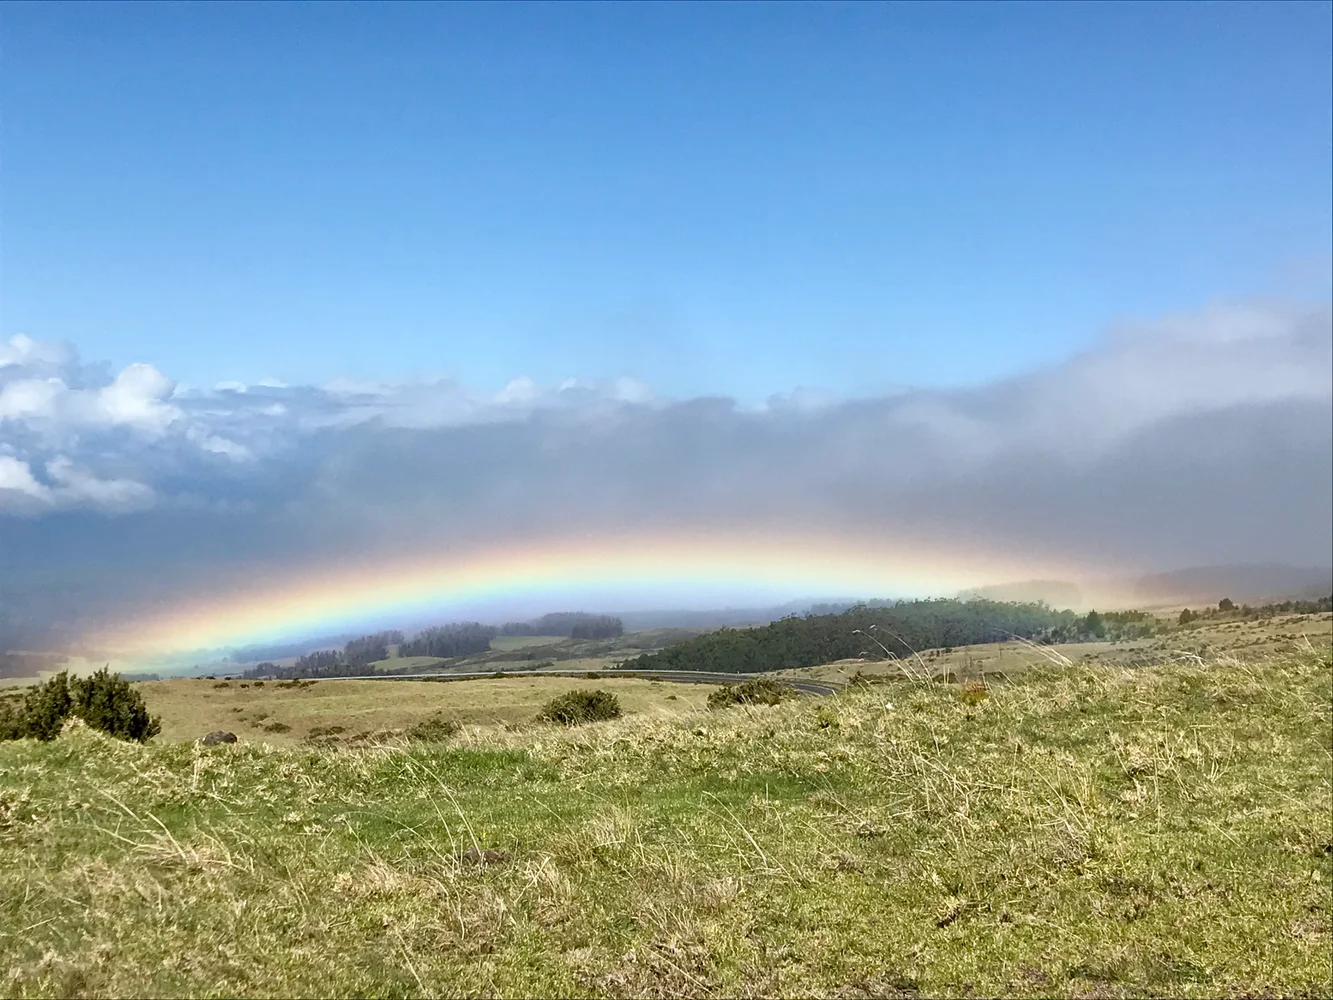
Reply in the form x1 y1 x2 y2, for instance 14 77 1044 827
406 716 461 742
0 669 161 743
707 677 788 709
537 688 622 725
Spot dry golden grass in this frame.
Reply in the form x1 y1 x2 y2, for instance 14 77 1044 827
138 675 708 745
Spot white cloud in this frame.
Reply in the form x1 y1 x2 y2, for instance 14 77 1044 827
45 457 155 511
95 363 180 434
0 300 1327 650
0 455 52 502
0 377 65 419
0 334 74 370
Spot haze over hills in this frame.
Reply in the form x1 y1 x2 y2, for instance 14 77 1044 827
959 564 1333 610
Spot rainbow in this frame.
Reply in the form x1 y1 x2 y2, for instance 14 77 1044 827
88 529 1092 662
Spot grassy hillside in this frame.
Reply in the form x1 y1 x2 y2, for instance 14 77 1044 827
1 649 1329 998
137 675 708 746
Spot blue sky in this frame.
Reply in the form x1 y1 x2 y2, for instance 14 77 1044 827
2 1 1330 400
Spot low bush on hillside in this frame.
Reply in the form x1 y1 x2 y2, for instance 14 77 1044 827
707 677 788 709
406 716 461 742
538 688 622 725
0 669 161 743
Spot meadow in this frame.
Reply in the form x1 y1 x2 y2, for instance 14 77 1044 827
137 675 709 746
0 644 1329 998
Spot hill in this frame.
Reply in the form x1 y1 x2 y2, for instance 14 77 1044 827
629 598 1079 674
1 647 1327 997
1127 564 1333 606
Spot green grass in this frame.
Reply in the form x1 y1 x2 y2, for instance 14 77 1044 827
1 649 1329 997
488 635 569 652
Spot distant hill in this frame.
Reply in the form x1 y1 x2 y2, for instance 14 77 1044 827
957 580 1084 607
958 566 1333 611
1126 564 1332 606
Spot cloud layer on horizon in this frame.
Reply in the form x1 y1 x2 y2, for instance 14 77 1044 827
2 301 1330 649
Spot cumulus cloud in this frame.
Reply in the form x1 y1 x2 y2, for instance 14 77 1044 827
0 301 1329 648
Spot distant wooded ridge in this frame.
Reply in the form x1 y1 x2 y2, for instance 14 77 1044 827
629 595 1333 675
241 613 625 679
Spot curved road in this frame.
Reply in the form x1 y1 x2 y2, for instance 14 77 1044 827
318 668 841 696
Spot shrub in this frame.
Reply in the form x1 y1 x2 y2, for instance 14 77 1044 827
69 669 162 742
707 678 788 710
0 697 28 740
406 716 461 742
0 669 161 743
538 689 622 725
960 679 989 706
262 721 291 733
20 673 73 741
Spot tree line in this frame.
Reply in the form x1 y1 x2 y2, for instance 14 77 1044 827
238 611 626 679
1178 595 1331 625
242 622 500 678
500 613 624 639
628 598 1080 675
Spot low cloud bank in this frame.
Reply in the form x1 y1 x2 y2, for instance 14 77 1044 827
2 301 1329 650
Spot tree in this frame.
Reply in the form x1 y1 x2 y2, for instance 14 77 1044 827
1218 598 1235 612
1082 610 1106 638
1178 608 1197 625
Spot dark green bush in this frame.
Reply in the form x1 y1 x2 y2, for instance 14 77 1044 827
70 668 162 742
0 697 28 740
707 678 788 710
406 716 460 742
20 673 73 740
538 689 622 726
0 669 161 743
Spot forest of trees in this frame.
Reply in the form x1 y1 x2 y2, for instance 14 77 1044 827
237 612 627 679
398 622 498 659
343 630 404 666
243 621 500 678
629 598 1078 675
501 612 624 639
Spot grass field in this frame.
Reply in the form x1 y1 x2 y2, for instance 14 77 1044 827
488 635 568 652
136 675 710 746
1 646 1329 997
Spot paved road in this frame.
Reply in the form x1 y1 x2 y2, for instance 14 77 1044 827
317 668 841 696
